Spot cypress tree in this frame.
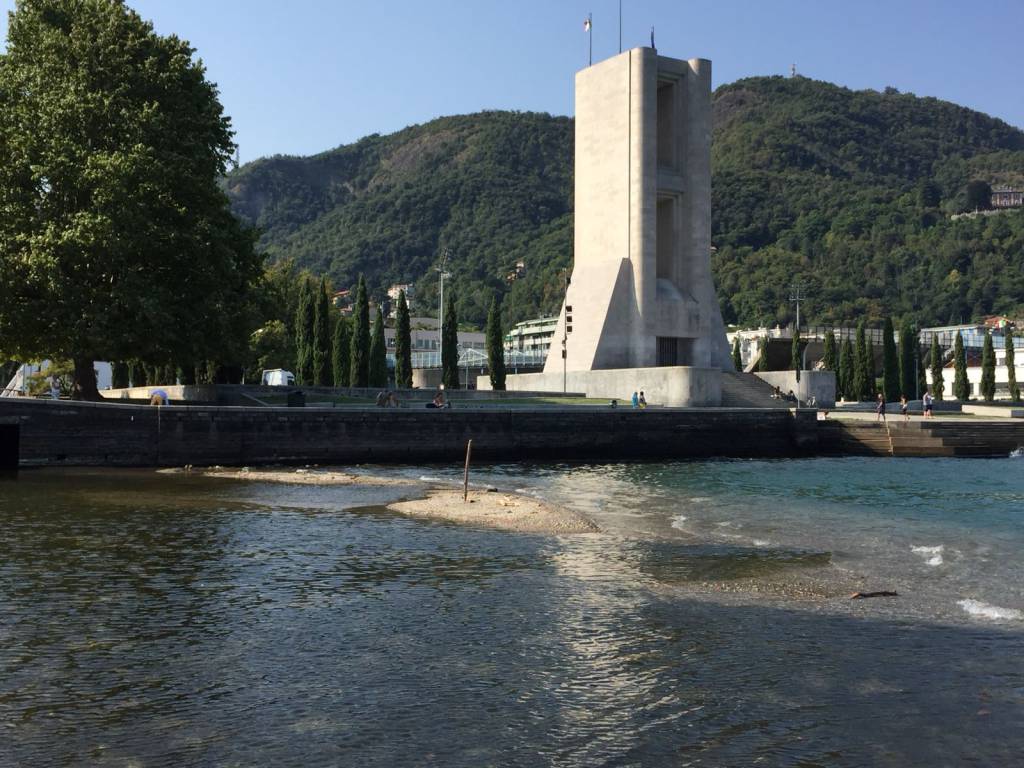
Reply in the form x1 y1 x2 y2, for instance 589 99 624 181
929 335 945 400
130 360 147 387
332 316 351 388
953 330 970 400
853 323 869 401
178 363 196 386
898 321 916 400
294 278 314 385
916 333 928 401
980 329 996 401
731 336 742 372
822 332 836 372
312 277 331 386
756 336 768 372
791 327 801 382
349 275 370 387
839 338 855 401
486 297 506 390
394 290 413 389
441 292 460 389
882 317 900 402
1006 327 1020 403
369 305 388 387
865 339 878 400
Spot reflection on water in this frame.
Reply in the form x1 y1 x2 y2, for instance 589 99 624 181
1 466 1022 766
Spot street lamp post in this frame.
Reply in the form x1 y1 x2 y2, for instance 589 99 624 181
436 248 451 378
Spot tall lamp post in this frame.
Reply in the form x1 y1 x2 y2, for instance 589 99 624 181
436 248 451 374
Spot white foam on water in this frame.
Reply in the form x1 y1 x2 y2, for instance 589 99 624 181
911 545 944 567
751 539 772 548
1009 447 1024 458
670 515 688 530
688 497 711 503
958 599 1022 621
715 521 733 527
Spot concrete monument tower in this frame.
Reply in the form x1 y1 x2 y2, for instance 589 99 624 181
540 47 731 404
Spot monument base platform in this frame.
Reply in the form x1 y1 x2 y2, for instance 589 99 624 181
484 366 722 407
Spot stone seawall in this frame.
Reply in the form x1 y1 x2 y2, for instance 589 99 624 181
0 399 815 467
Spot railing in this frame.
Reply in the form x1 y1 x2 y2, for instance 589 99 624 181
389 348 549 370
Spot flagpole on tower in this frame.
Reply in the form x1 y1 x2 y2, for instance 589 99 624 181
584 13 592 66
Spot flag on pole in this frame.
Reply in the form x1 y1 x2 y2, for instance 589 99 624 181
584 17 591 31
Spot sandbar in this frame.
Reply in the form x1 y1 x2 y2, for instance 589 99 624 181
387 489 600 534
181 467 418 486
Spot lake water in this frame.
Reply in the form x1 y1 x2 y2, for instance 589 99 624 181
2 458 1022 766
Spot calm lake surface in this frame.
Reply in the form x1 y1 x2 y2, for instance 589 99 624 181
2 457 1023 766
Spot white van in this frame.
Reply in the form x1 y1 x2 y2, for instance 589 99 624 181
261 369 295 386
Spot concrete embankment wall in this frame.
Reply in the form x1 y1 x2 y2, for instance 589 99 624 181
0 399 815 468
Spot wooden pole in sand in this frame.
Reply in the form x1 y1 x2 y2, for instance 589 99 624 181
463 439 473 502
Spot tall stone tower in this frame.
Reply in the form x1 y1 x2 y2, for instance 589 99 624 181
544 47 730 376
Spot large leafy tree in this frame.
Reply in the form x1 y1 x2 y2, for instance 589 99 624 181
393 290 412 389
349 275 370 387
0 0 261 398
485 297 506 390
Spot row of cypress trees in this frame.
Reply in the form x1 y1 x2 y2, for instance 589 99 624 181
293 275 509 392
822 323 1021 403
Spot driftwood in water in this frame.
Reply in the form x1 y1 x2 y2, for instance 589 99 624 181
850 590 899 600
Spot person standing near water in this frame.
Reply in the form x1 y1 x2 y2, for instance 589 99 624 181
876 392 886 422
923 390 934 419
900 394 909 423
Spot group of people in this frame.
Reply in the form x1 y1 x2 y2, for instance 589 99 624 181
375 390 401 408
770 386 799 403
630 391 647 409
875 390 936 422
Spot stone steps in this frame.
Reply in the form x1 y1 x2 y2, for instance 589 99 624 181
720 371 786 408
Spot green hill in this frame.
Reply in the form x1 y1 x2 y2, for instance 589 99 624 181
226 77 1024 328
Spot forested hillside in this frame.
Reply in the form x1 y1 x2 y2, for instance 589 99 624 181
226 76 1024 328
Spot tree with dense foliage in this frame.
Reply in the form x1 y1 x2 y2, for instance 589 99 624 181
980 330 996 402
731 337 742 371
756 337 768 372
953 331 970 400
965 180 993 211
865 339 878 399
293 278 314 385
368 306 388 388
791 327 801 382
394 291 412 389
853 323 870 401
331 316 350 388
442 293 460 389
898 322 917 400
349 276 370 387
929 335 945 400
822 332 836 372
1006 328 1020 403
0 0 261 398
312 278 331 385
486 298 506 390
882 318 900 402
839 338 855 401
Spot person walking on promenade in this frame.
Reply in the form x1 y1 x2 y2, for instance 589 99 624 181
900 394 909 423
876 392 886 422
631 391 639 409
923 390 934 419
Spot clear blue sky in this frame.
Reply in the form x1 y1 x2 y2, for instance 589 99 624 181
3 0 1022 162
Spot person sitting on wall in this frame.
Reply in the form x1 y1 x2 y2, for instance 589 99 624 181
426 388 450 409
387 391 401 408
375 390 388 407
149 389 169 406
785 390 797 403
631 391 639 408
638 391 647 408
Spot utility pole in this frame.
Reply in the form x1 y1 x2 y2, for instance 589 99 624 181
789 283 806 332
436 248 451 372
